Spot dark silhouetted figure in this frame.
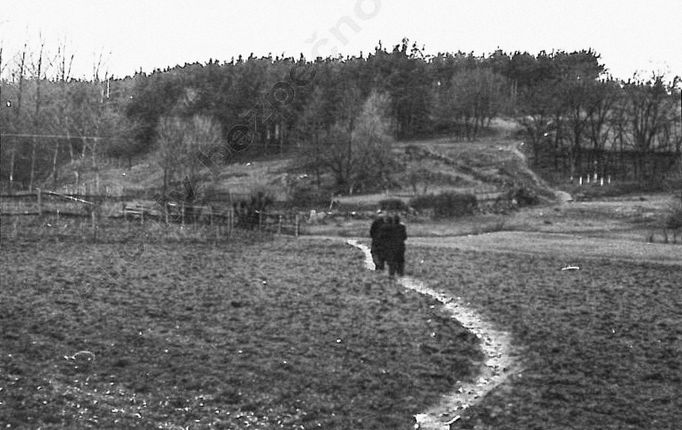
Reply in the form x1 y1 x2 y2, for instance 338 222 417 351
376 216 394 274
377 215 406 277
377 215 407 277
391 215 407 277
370 213 386 270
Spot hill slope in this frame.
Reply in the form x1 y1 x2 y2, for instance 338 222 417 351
52 118 559 208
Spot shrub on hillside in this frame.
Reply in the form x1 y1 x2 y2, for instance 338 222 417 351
287 184 330 208
510 187 540 207
379 198 408 212
234 190 274 229
665 196 682 230
410 192 477 218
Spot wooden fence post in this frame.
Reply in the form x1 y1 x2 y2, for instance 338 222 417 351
36 188 42 215
140 205 144 225
277 215 282 234
229 206 234 235
295 213 300 237
122 202 126 221
212 207 220 240
91 206 97 241
181 202 185 226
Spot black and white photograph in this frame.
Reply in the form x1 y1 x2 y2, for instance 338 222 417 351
1 1 680 428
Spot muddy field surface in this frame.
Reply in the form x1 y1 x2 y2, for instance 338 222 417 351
408 246 681 429
0 234 484 429
406 231 682 267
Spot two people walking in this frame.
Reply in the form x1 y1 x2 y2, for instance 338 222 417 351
370 212 407 277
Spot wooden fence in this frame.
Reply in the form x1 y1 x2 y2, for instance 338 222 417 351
121 201 301 236
0 189 302 240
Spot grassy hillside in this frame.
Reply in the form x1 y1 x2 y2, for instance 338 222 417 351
53 153 296 199
49 114 680 218
49 118 557 208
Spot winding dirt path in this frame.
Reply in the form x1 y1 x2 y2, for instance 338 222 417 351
508 141 570 202
346 240 522 429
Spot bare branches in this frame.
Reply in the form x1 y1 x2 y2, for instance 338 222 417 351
0 43 5 79
155 114 223 196
55 39 74 82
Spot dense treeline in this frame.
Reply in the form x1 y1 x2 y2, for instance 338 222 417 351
1 39 680 194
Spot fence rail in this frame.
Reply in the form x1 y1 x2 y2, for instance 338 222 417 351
1 189 303 240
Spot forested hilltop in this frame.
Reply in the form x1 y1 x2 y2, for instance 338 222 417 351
1 39 680 196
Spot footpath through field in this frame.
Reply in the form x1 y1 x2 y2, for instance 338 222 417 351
346 240 522 429
305 230 682 267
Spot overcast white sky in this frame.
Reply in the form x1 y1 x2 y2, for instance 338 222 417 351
1 0 680 81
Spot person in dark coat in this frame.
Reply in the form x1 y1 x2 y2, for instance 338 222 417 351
377 215 398 276
369 212 386 270
377 215 408 277
391 215 407 276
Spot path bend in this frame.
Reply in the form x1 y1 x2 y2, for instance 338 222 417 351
346 239 522 429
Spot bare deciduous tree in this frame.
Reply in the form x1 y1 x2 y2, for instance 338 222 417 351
28 41 46 190
156 116 185 196
156 114 223 197
624 74 672 181
6 44 27 191
350 90 397 192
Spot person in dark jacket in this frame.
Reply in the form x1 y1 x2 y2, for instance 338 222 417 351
377 215 399 277
377 215 408 277
391 215 407 276
369 212 386 270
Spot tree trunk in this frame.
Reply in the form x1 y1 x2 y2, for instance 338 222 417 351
9 148 15 192
162 168 168 197
29 137 37 190
346 118 353 186
16 48 26 119
51 139 60 186
29 43 44 191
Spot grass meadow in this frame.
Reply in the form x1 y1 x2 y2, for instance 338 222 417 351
1 214 680 429
409 246 681 429
0 231 481 429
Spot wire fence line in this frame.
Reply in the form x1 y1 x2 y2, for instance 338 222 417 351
0 132 120 141
0 188 303 241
